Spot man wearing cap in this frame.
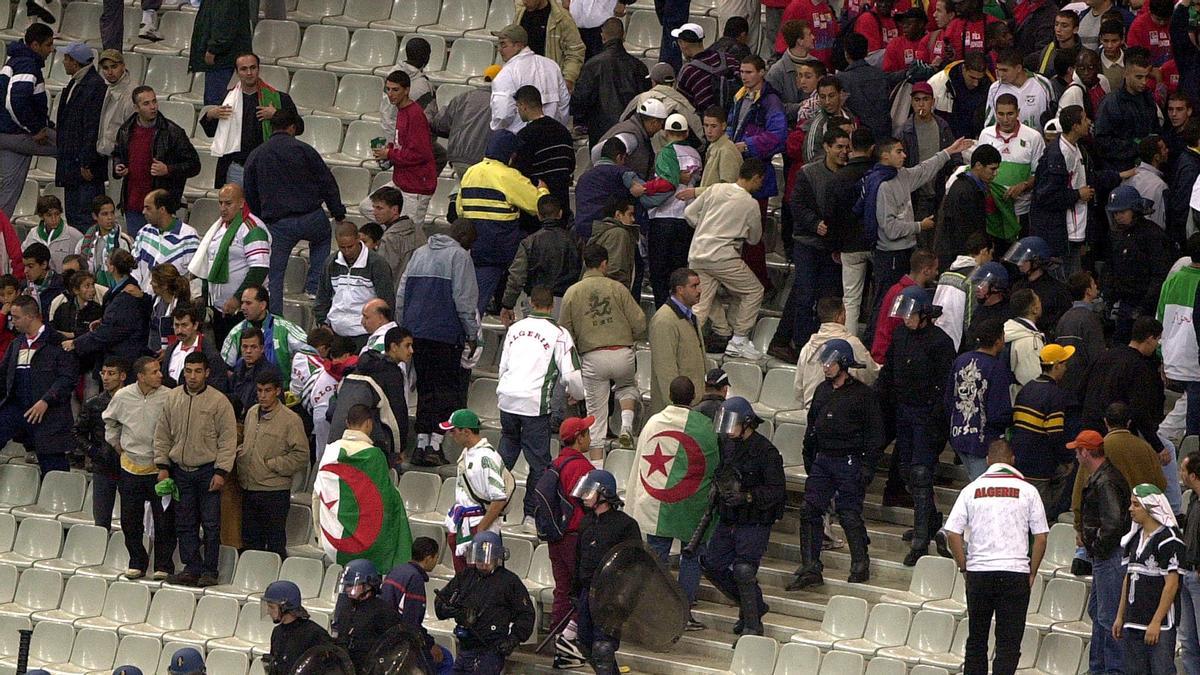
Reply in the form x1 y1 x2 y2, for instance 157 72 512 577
559 243 646 453
1011 343 1080 518
695 368 730 419
943 439 1049 675
490 24 572 133
596 97 667 181
434 65 501 180
677 23 740 113
546 416 598 668
644 112 702 306
899 80 957 226
1074 428 1133 674
0 24 55 219
1105 184 1175 342
496 286 585 526
572 18 650 146
789 339 883 590
97 50 136 165
620 63 702 154
53 42 107 233
441 409 510 572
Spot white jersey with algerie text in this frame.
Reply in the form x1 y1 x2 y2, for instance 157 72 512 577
944 463 1050 573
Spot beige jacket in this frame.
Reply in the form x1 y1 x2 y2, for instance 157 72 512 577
793 322 880 412
104 382 171 474
236 403 309 491
684 182 762 266
648 299 705 414
513 0 586 82
97 69 136 157
153 384 238 474
699 135 744 189
560 269 647 353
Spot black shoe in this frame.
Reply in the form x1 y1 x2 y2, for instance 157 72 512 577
196 575 219 588
902 528 914 542
733 618 744 635
766 340 798 363
903 548 927 567
412 446 445 467
704 332 731 354
166 572 198 587
1071 558 1093 576
847 562 871 584
685 615 705 631
786 569 823 591
934 531 952 559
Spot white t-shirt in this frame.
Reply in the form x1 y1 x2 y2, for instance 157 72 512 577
985 73 1056 129
1060 138 1089 242
944 463 1050 573
447 439 509 554
977 123 1046 216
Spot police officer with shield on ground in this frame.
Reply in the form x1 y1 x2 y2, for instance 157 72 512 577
571 469 642 675
331 559 403 673
434 530 535 674
699 397 786 639
262 580 333 674
788 340 884 591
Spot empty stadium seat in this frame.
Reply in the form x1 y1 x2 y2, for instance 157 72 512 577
119 588 196 640
371 0 440 32
863 657 907 675
399 471 443 514
834 603 912 656
879 556 957 608
922 569 967 617
259 63 292 92
285 505 325 559
0 515 15 554
0 464 38 514
910 666 952 675
24 619 73 669
771 422 806 468
465 0 514 39
773 643 820 675
0 564 16 605
729 634 778 674
1027 632 1083 675
206 550 282 600
328 28 396 74
143 56 191 97
252 19 301 64
411 478 455 526
877 609 956 664
790 595 868 649
76 531 133 582
290 0 343 24
164 595 239 646
0 615 30 665
324 0 392 27
288 69 339 113
1038 523 1078 577
270 556 324 601
33 523 107 575
209 600 273 655
724 361 763 402
329 73 384 120
0 568 62 618
816 650 863 675
326 119 379 166
132 11 194 55
29 573 104 625
754 367 800 419
424 0 488 37
1025 578 1087 631
12 470 86 520
188 198 220 236
466 378 500 421
304 563 343 614
111 634 162 674
170 71 207 106
207 648 251 674
0 517 62 568
44 626 118 673
281 24 351 71
624 11 664 56
184 153 218 199
76 581 152 632
429 38 495 85
297 114 344 156
603 449 635 493
55 1 101 43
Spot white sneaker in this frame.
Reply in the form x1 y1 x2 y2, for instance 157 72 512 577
522 515 537 533
724 335 763 360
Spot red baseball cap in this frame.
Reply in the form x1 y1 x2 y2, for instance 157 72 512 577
559 416 595 444
1066 430 1104 451
910 82 934 98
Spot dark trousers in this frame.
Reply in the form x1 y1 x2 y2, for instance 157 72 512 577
118 470 177 574
963 570 1030 675
656 0 690 71
896 402 942 549
451 648 504 674
647 218 693 307
241 489 289 560
203 67 235 106
576 588 619 673
211 309 244 349
412 338 468 435
498 411 550 519
0 401 68 476
267 209 332 312
867 247 913 344
100 0 124 50
700 522 770 627
65 181 104 238
92 471 118 530
173 463 222 578
802 453 867 570
1188 380 1200 438
1124 626 1178 675
786 242 842 349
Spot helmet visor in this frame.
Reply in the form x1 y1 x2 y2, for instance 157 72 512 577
570 474 605 502
466 540 506 566
817 343 852 369
1003 241 1039 265
714 406 749 436
888 294 922 320
967 267 1002 294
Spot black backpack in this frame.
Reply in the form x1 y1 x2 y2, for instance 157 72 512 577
531 453 592 543
689 51 739 112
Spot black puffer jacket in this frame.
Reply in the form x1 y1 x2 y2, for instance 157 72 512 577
74 389 118 477
716 431 787 526
1105 216 1176 316
1080 460 1132 559
570 40 650 146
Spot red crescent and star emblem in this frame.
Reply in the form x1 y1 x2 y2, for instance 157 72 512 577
317 463 384 555
639 430 706 503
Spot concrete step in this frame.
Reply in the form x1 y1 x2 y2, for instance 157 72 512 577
508 633 734 675
689 599 822 645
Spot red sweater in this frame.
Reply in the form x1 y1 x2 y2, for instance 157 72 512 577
388 101 437 196
126 125 155 213
855 11 899 53
555 448 594 532
941 16 999 60
883 35 924 72
777 0 837 64
1127 13 1172 66
871 275 917 363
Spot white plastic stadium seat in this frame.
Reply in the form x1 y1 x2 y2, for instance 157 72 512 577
465 0 514 39
208 600 273 655
76 531 133 582
833 603 912 656
1027 633 1083 675
290 0 343 25
424 0 488 38
133 11 194 55
0 465 39 512
12 470 85 520
119 587 196 640
328 29 396 74
142 56 191 97
206 550 282 600
879 557 957 608
297 115 344 156
207 648 251 674
1025 578 1087 632
399 471 442 514
110 635 162 674
723 361 763 402
773 643 820 675
44 626 118 673
877 609 956 664
728 634 779 675
287 69 339 115
790 595 868 649
323 0 392 28
329 74 385 121
163 595 239 646
429 38 495 85
816 650 863 675
251 19 301 64
0 518 62 569
29 573 105 625
76 581 152 632
278 24 350 70
371 0 439 32
55 1 100 43
864 657 908 675
0 568 62 619
24 620 74 669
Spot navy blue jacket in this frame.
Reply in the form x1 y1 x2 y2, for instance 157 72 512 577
0 326 77 454
1172 5 1199 104
381 562 435 650
1011 374 1079 478
1093 86 1161 170
574 161 628 239
0 42 48 135
244 130 345 221
72 277 150 375
946 350 1013 458
55 67 107 187
1170 148 1200 245
1030 139 1087 257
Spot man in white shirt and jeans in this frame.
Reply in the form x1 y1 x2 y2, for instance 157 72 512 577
945 438 1049 675
442 408 510 573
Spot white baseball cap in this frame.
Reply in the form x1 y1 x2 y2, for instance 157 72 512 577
664 113 688 132
637 98 669 119
670 22 705 42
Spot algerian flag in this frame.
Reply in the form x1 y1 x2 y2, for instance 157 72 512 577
314 430 412 571
625 405 720 540
985 180 1018 242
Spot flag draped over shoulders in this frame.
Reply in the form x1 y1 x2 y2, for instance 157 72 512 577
625 405 720 540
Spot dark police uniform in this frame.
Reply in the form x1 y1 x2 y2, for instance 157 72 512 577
434 564 535 674
700 429 786 635
574 507 642 675
267 613 332 674
331 592 403 673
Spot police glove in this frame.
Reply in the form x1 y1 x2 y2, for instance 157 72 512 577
722 491 752 506
498 636 520 656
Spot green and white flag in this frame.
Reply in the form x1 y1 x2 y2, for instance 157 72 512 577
625 405 720 540
314 430 412 571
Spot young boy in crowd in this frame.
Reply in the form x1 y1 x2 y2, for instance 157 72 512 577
382 537 452 673
23 195 82 272
76 195 133 288
359 222 383 251
73 356 129 524
0 275 18 358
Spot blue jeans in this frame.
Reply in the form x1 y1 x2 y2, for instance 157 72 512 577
203 67 234 106
65 181 104 237
789 242 842 349
957 452 988 482
267 209 331 312
646 533 701 606
124 209 146 236
497 411 551 519
1089 550 1126 674
1187 381 1200 438
173 462 222 578
1124 626 1177 674
1181 570 1200 675
867 247 913 345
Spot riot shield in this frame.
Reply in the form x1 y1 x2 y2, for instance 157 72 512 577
288 642 356 675
364 623 431 675
588 539 688 651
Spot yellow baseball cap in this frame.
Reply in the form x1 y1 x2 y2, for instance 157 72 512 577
483 64 501 81
1039 343 1075 365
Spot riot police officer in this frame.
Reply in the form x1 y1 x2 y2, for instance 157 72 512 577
263 580 332 674
876 285 957 566
166 647 205 674
788 340 884 591
331 559 403 673
700 397 786 638
434 530 535 674
571 469 642 675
